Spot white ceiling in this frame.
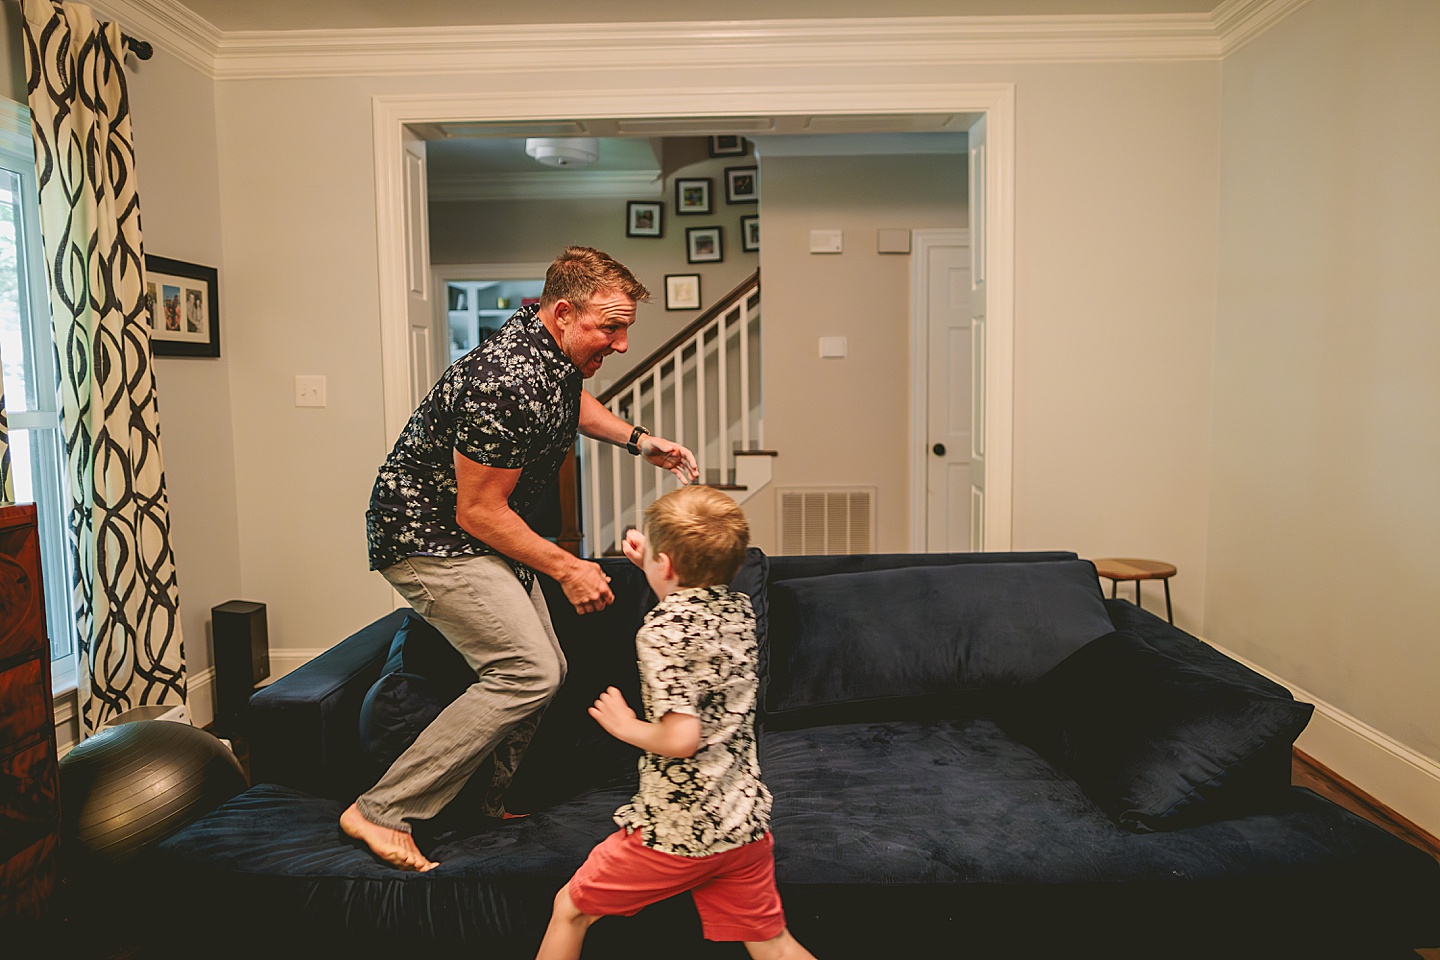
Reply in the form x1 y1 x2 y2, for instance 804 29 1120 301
173 0 1224 33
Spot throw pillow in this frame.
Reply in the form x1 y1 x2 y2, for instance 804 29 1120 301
763 560 1116 716
1013 630 1314 832
384 612 476 697
356 671 455 777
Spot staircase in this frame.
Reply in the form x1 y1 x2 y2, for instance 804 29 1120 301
579 271 770 556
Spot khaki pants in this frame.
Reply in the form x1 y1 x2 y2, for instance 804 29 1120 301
357 554 566 832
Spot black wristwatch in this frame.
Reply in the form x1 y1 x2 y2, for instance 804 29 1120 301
626 425 650 456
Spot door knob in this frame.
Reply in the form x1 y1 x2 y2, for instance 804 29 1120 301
932 443 946 456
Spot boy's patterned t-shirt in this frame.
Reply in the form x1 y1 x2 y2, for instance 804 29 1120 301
365 304 581 587
613 586 772 857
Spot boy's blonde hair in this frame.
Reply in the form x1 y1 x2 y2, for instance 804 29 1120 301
643 485 750 588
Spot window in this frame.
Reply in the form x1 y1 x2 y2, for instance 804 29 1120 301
0 101 79 690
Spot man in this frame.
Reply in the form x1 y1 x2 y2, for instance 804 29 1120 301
343 246 698 871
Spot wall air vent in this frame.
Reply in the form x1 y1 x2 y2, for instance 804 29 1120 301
778 487 876 556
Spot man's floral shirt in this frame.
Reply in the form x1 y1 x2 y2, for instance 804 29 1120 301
614 586 773 856
366 304 580 588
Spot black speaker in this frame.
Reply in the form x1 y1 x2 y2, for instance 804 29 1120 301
212 600 269 736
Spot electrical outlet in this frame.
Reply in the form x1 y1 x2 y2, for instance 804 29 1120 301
295 375 326 407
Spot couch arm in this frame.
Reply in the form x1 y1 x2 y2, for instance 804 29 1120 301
246 609 407 801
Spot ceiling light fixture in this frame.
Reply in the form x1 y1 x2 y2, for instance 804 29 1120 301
524 137 600 168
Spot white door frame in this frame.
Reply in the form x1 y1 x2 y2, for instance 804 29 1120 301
373 84 1016 551
909 228 971 552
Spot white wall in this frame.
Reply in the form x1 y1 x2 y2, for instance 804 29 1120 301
1210 0 1440 767
1008 61 1220 631
0 3 22 103
753 152 967 554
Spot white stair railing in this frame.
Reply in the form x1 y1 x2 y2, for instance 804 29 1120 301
583 273 762 555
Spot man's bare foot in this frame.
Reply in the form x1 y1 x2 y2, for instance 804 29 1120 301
340 803 439 872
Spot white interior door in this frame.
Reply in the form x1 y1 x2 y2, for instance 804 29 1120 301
924 238 974 552
967 113 988 552
402 131 433 407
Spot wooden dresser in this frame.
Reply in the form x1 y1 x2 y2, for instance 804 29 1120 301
0 502 60 927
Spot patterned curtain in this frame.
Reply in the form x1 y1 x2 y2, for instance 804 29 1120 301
21 0 186 733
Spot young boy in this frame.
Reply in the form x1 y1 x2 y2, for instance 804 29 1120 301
537 485 816 960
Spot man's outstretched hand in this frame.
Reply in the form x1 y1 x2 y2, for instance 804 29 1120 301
639 436 699 484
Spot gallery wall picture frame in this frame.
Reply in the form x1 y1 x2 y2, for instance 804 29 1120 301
675 177 712 216
686 226 724 264
665 274 701 311
144 255 220 357
741 215 760 253
725 166 758 204
626 200 663 237
708 135 747 157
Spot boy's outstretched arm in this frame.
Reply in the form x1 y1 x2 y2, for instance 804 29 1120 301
589 686 701 758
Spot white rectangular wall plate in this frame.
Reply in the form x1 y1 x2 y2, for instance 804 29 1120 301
877 228 912 254
809 229 843 254
295 375 327 407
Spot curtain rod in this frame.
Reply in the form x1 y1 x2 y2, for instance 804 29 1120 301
121 34 152 60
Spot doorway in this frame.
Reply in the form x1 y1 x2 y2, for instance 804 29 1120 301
373 88 1015 550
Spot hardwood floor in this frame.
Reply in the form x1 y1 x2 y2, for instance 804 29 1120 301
1292 749 1440 960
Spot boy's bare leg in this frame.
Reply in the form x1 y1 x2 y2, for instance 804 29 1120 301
536 885 600 960
744 928 818 960
340 803 439 872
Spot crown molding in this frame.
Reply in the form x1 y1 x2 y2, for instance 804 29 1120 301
1212 0 1311 55
429 170 663 203
81 0 1311 81
87 0 221 77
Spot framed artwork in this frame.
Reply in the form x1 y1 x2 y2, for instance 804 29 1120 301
686 226 723 264
741 215 759 253
144 255 219 357
725 166 758 204
626 200 663 238
665 274 701 311
708 135 747 157
675 177 712 216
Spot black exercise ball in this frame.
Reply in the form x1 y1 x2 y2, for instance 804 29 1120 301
59 719 248 866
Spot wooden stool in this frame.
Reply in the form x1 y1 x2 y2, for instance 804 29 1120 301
1092 558 1177 624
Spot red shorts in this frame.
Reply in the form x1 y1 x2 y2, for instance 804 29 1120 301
567 829 786 942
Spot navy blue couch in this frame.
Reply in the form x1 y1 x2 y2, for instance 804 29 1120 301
148 550 1440 959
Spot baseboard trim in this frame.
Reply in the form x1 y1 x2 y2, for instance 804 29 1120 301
1205 638 1440 842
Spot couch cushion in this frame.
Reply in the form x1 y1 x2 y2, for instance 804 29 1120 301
763 560 1114 717
357 671 450 780
1010 630 1314 832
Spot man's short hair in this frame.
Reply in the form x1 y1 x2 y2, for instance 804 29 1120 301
643 485 750 588
540 246 651 312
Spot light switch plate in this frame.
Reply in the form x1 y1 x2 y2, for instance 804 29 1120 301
877 228 912 254
295 375 326 407
819 336 848 358
809 229 843 254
